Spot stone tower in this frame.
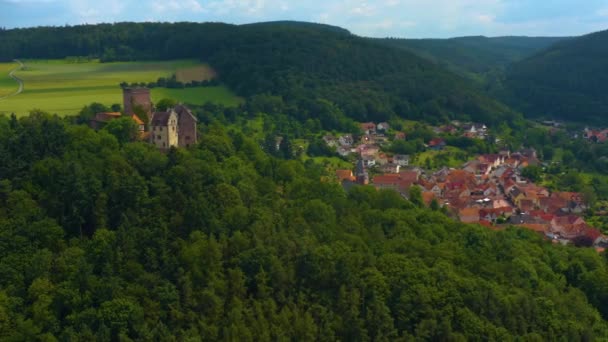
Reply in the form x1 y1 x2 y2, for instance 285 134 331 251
123 88 153 118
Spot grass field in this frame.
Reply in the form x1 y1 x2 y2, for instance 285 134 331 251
0 59 242 116
0 62 19 98
415 146 470 169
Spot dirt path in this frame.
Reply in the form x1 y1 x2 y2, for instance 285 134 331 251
0 59 24 100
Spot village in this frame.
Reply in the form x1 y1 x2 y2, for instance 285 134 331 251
329 121 608 248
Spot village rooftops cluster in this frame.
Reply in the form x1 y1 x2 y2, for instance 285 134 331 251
336 147 607 247
89 88 198 149
583 127 608 143
324 120 489 163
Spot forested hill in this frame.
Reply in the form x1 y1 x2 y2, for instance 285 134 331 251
0 22 520 127
504 29 608 124
375 36 567 79
1 112 608 339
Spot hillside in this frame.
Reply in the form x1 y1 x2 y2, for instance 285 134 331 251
0 22 520 127
375 36 568 80
504 29 608 123
1 112 608 340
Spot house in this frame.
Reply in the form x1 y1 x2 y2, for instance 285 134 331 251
359 144 380 157
323 135 338 147
478 154 505 168
459 207 480 223
509 214 543 225
361 134 376 144
89 112 121 130
372 171 419 194
422 191 436 206
375 153 390 166
339 134 354 147
337 146 352 157
377 122 390 132
360 122 376 135
362 155 376 167
519 224 550 235
89 111 146 136
428 138 446 151
393 154 410 166
394 132 406 141
479 208 512 222
336 170 356 183
379 164 400 174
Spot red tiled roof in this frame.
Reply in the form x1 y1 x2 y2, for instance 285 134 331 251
520 224 549 233
336 170 355 182
131 114 144 125
93 112 122 122
428 138 446 146
360 122 376 130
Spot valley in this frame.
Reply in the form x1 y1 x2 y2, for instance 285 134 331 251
1 20 608 340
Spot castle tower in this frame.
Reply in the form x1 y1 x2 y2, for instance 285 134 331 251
123 88 153 118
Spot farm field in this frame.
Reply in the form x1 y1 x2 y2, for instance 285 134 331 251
0 59 242 116
0 62 19 98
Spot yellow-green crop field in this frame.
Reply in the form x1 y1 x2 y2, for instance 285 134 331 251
0 59 243 116
0 62 19 98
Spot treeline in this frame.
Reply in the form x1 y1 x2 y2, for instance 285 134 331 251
1 111 608 339
120 74 220 90
0 22 523 129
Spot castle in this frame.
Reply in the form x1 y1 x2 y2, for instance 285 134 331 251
91 88 198 149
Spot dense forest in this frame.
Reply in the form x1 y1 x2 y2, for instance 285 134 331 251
0 22 521 129
1 110 608 340
375 36 567 82
504 29 608 124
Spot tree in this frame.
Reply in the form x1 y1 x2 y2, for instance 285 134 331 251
521 165 542 183
103 117 139 145
155 98 177 112
409 186 423 207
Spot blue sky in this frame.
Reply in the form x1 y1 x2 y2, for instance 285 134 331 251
1 0 608 38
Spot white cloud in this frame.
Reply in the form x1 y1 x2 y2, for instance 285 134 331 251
1 0 607 38
152 0 203 13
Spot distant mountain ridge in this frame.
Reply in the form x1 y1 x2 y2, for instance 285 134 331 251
374 36 569 80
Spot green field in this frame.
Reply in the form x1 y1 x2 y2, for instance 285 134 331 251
0 59 243 116
0 62 19 98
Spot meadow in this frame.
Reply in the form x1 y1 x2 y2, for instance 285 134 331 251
0 59 243 116
0 61 19 98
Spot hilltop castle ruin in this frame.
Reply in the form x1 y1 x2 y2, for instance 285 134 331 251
91 88 198 149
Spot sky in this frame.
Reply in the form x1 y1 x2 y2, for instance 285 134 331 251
1 0 608 38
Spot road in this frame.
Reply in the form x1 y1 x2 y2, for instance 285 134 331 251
0 59 24 100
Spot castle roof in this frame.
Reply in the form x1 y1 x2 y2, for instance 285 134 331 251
174 105 198 122
151 111 175 126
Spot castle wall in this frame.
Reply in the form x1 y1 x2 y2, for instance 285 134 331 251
178 113 197 147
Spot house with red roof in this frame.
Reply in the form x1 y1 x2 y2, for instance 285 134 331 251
428 138 446 151
459 207 480 223
360 122 376 135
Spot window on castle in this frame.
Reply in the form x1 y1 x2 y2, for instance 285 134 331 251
157 135 161 139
